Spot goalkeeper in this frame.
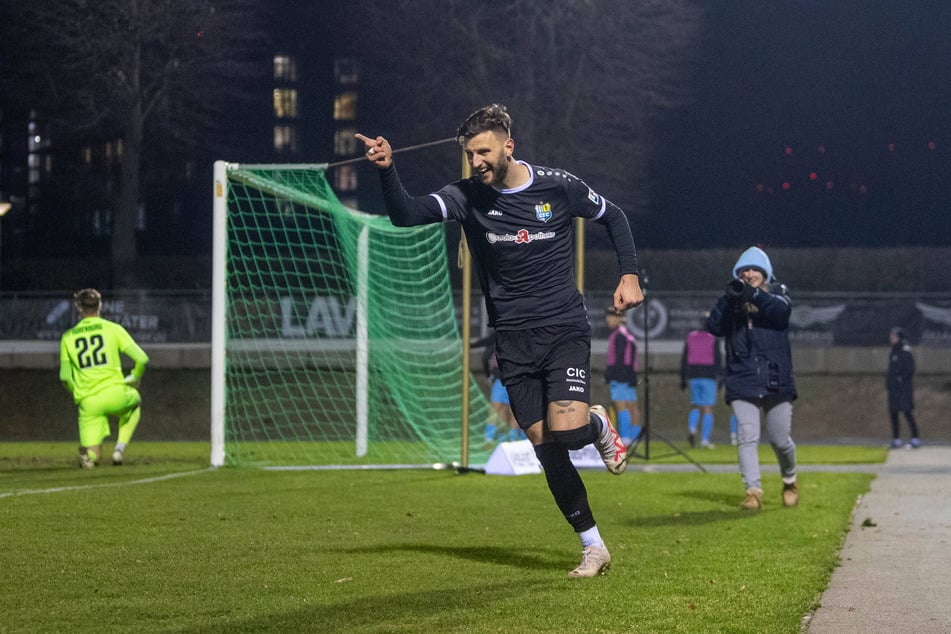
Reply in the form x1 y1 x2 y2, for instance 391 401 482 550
59 288 149 468
357 104 644 578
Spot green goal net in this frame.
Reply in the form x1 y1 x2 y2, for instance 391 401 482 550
211 162 494 468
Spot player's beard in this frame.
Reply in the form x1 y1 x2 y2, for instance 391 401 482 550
482 156 510 188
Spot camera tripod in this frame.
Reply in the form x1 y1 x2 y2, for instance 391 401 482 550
624 271 706 473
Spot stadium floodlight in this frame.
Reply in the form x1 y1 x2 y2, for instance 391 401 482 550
210 161 494 469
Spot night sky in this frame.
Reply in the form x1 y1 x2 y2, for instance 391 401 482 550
646 1 950 249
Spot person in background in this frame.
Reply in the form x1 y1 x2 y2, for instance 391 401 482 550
680 313 721 449
707 246 799 510
59 289 149 468
357 104 643 578
604 306 641 446
472 331 522 445
886 326 921 449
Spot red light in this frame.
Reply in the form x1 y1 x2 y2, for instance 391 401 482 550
887 143 896 152
808 172 818 181
784 147 793 156
755 183 765 192
825 181 834 190
928 141 936 150
782 181 791 191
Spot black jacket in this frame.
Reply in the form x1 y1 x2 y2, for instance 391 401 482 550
886 341 915 411
707 285 797 404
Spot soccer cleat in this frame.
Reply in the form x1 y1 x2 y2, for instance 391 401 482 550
740 487 763 510
700 441 715 450
910 438 921 449
78 453 95 469
112 450 124 466
688 431 696 448
782 481 799 507
890 438 904 449
568 545 612 578
590 405 627 475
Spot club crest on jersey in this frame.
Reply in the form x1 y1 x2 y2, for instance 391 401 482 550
534 202 552 222
587 188 601 205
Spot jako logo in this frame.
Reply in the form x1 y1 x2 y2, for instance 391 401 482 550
487 209 503 216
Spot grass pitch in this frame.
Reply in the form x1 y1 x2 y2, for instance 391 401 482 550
1 442 878 633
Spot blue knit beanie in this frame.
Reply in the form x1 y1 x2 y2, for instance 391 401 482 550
732 246 774 282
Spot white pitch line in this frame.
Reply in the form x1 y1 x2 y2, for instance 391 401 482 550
0 468 214 499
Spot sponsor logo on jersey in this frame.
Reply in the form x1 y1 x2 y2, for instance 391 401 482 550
487 209 503 217
534 202 552 222
587 188 601 205
569 385 584 392
485 229 556 245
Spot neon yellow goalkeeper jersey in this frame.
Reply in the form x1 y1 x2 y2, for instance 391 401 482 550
59 317 149 401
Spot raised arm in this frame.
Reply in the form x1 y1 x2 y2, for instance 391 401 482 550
355 132 445 227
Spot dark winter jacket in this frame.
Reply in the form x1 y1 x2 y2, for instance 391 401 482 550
886 341 915 412
706 285 797 404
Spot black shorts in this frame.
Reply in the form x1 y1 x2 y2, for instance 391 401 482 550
495 322 591 429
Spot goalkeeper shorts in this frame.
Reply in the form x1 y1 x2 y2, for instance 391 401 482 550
77 384 141 447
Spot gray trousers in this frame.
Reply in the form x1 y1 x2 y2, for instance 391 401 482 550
731 396 797 490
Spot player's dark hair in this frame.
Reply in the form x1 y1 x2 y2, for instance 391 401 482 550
456 104 512 145
73 288 102 313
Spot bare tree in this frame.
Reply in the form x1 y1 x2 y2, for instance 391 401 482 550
0 0 269 287
340 0 702 218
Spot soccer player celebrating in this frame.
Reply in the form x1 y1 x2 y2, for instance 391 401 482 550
59 288 149 468
357 104 644 577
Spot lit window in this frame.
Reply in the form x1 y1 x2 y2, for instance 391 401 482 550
334 128 359 156
274 55 298 81
334 92 357 120
83 147 92 163
28 153 41 184
274 126 298 153
334 165 358 192
273 88 299 119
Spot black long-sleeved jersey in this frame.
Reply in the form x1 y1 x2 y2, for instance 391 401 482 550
380 161 638 330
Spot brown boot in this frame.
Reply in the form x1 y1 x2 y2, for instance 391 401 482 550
741 487 763 510
782 481 799 507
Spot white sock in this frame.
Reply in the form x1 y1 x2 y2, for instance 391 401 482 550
114 443 127 454
579 526 605 549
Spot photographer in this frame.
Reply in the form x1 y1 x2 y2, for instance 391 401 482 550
706 246 799 510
